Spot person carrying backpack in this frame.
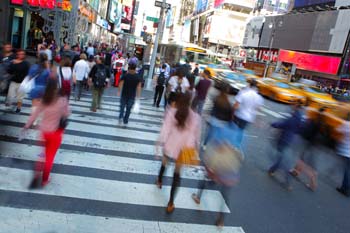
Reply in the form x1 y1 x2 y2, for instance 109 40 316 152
153 64 167 108
88 56 110 112
57 56 72 100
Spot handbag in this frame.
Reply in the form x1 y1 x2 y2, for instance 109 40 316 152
58 117 68 130
132 99 141 114
19 72 41 94
176 147 199 166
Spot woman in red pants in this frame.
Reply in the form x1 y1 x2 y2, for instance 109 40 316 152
23 78 70 188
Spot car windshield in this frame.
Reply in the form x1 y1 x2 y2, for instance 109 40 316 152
304 87 328 95
225 73 246 82
275 83 290 89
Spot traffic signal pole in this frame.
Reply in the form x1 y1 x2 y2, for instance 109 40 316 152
146 0 167 90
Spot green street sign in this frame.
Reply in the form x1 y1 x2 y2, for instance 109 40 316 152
146 16 159 23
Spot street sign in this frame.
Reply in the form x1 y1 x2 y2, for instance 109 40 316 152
155 1 171 10
146 16 159 23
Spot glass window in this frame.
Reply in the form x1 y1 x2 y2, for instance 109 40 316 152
275 82 290 89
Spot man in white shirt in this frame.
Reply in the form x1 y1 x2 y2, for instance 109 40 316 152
73 53 90 101
234 79 264 130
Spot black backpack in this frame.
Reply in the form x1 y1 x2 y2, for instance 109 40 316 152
93 66 107 88
157 72 166 86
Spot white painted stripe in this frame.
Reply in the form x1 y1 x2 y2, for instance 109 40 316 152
0 167 230 213
0 96 164 114
279 112 291 117
0 142 206 181
2 125 156 156
0 106 162 132
70 99 164 116
0 114 160 141
67 105 162 124
260 107 284 118
0 207 244 233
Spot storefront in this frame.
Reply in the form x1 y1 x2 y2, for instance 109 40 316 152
8 0 75 50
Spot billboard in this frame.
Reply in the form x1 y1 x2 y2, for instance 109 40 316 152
242 16 265 48
260 10 350 54
121 0 134 32
196 0 209 13
293 0 335 8
109 0 123 33
278 49 341 75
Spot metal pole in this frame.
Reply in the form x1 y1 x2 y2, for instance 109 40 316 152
146 0 166 90
263 27 274 78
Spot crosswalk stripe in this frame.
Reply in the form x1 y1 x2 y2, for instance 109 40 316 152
2 125 156 156
261 106 284 118
0 114 160 141
0 206 244 233
0 142 206 181
0 108 162 132
0 167 230 213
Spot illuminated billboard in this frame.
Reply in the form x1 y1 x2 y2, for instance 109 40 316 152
278 49 341 75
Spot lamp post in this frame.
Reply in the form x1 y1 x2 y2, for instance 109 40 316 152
263 19 282 78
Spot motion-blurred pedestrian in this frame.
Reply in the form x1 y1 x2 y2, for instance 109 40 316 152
5 49 30 113
192 69 212 115
0 43 16 94
73 53 90 101
268 102 303 190
166 66 190 107
88 56 110 112
153 64 166 108
118 62 142 125
23 78 70 188
28 53 50 118
336 113 350 197
57 56 73 100
156 92 201 213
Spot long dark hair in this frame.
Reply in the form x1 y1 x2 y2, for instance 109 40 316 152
42 78 59 106
175 92 192 129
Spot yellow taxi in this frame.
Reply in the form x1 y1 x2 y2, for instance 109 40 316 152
306 102 350 141
290 83 338 108
257 78 306 104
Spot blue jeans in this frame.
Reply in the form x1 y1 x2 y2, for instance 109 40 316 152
269 144 292 185
341 157 350 193
196 99 205 115
119 97 135 124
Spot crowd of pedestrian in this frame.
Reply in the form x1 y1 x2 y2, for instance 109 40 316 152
0 41 349 228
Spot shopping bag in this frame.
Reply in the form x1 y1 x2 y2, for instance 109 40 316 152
19 75 35 94
202 120 244 186
132 99 141 114
176 148 200 166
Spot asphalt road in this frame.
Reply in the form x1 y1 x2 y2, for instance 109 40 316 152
0 83 349 233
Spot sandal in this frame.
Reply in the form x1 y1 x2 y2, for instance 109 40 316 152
191 193 201 204
155 179 162 189
166 202 175 213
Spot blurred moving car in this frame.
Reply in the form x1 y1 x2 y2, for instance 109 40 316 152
214 71 249 94
306 102 350 142
257 78 305 104
290 83 338 108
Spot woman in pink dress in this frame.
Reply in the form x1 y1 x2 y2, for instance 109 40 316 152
156 92 201 213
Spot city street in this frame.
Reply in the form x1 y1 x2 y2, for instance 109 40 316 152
0 86 349 233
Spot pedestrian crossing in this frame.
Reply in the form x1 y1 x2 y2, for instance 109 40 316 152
0 94 245 233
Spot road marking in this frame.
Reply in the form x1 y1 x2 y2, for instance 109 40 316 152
0 207 244 233
0 167 230 213
2 125 157 156
0 142 207 181
0 107 162 132
260 107 284 118
0 114 160 141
